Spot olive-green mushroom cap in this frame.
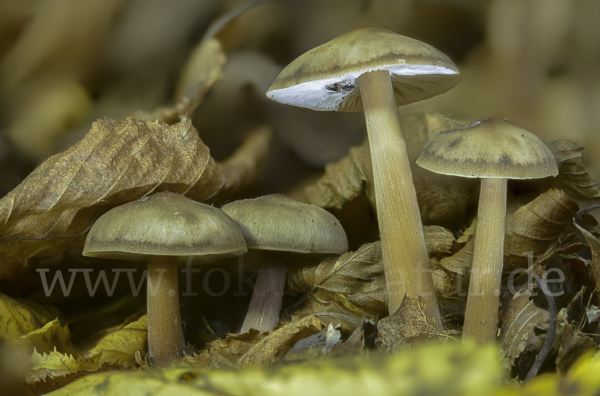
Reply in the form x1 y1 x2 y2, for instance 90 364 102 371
83 192 247 263
266 27 459 112
222 194 348 254
416 118 559 179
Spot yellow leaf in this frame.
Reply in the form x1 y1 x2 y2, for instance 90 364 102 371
0 292 59 339
13 319 77 355
86 315 147 365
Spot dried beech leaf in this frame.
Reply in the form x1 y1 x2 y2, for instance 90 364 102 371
375 296 454 353
215 125 272 200
549 140 600 201
555 324 598 375
237 315 323 367
85 315 147 365
13 319 77 355
289 228 455 322
574 221 600 296
304 139 373 210
441 189 579 281
177 330 267 369
0 292 59 339
504 188 579 271
305 113 475 226
139 38 226 124
499 286 550 368
0 116 224 280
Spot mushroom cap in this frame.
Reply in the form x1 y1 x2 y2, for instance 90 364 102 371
266 27 459 112
83 192 247 263
221 194 348 254
416 117 559 179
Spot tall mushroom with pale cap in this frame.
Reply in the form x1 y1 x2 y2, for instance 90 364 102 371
266 27 459 324
83 192 247 365
222 194 348 333
416 117 558 343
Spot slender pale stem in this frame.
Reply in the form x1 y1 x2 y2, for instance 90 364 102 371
462 178 507 343
147 256 184 365
357 70 441 326
240 254 287 333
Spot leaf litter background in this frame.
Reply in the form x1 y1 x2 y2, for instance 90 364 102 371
1 0 600 395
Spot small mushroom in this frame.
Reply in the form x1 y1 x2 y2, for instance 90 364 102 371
416 117 558 343
83 192 247 365
222 194 348 333
266 27 460 324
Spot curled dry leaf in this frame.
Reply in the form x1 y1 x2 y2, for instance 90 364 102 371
440 189 579 287
499 285 551 369
0 116 224 280
555 323 598 375
549 140 600 202
179 316 323 369
573 221 600 298
236 315 323 367
375 296 454 353
0 292 59 340
289 228 456 324
178 330 267 369
215 125 272 200
304 113 475 226
138 38 226 124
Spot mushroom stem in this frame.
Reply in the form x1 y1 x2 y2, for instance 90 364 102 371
147 256 184 365
357 69 441 326
240 256 286 333
462 178 507 343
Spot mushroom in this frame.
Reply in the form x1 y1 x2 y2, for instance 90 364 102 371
266 27 459 324
83 192 247 365
416 117 558 343
222 194 348 333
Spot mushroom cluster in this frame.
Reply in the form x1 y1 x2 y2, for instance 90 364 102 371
267 27 460 325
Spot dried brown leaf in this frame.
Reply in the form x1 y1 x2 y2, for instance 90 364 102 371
0 292 59 340
178 330 267 369
440 189 579 283
376 296 454 353
215 125 272 200
0 116 224 280
549 140 600 201
304 113 475 226
139 38 226 124
237 315 323 367
555 324 598 375
504 188 579 271
499 286 550 368
289 228 456 323
574 221 600 296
